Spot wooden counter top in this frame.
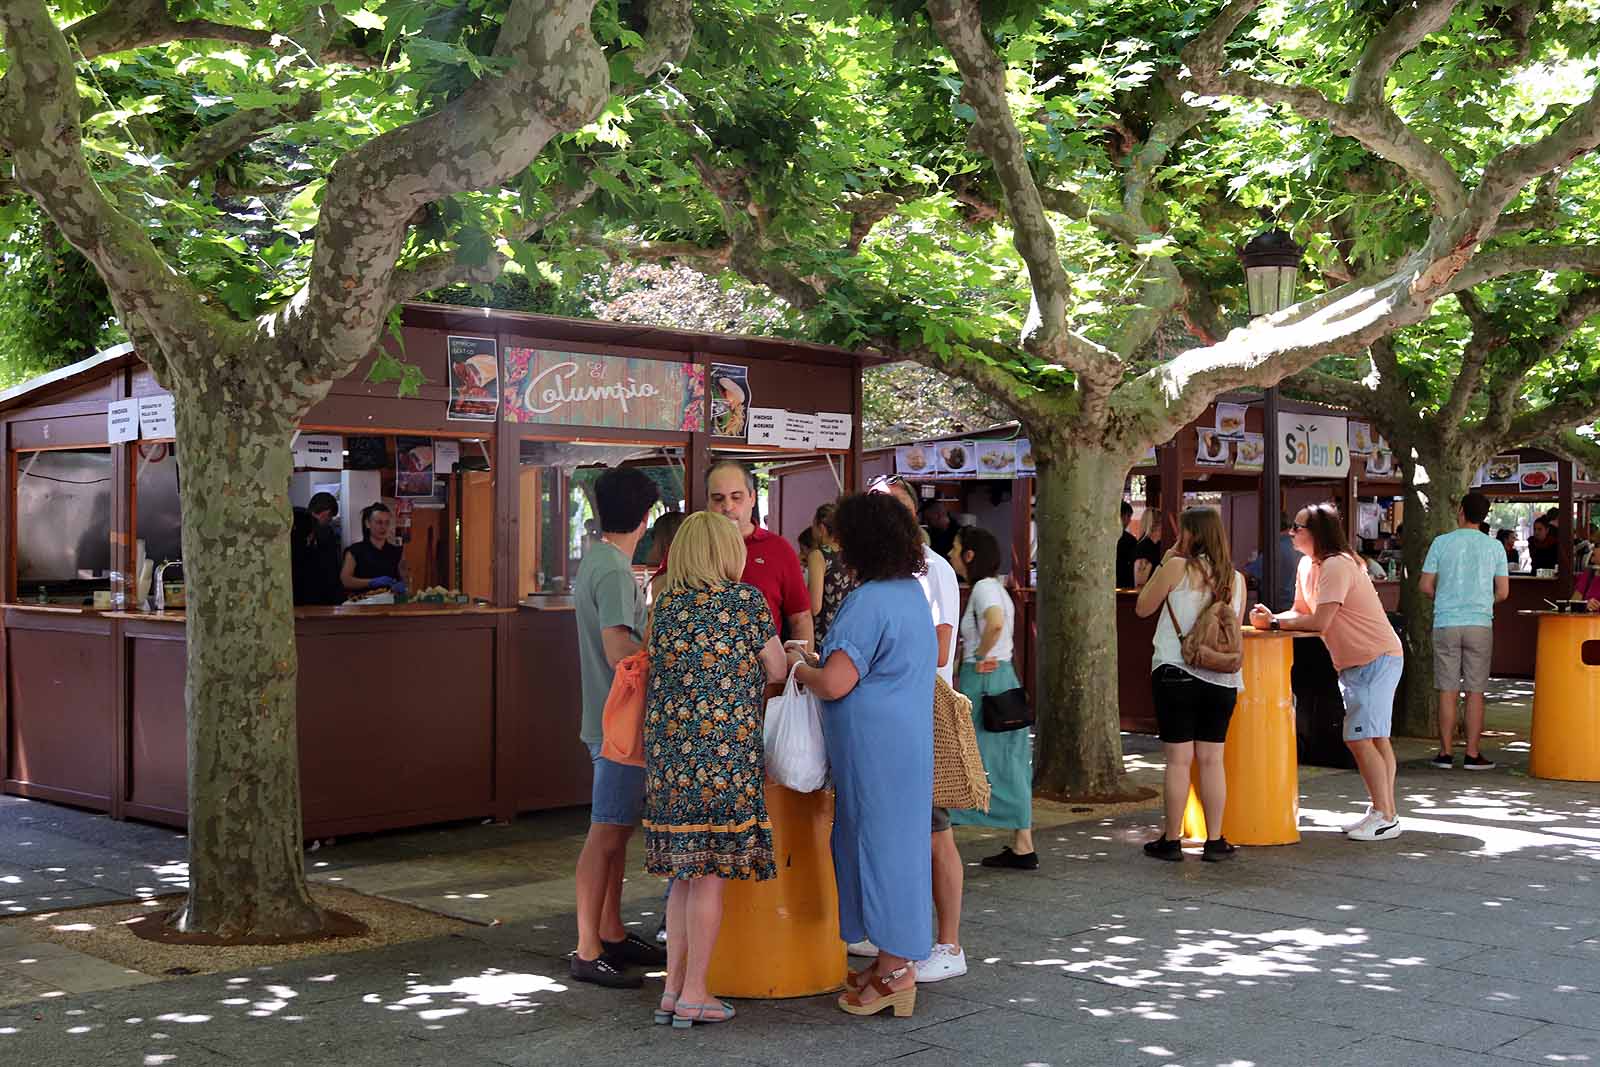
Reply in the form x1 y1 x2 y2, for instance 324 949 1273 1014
521 597 576 612
1516 609 1599 618
3 602 104 615
100 604 516 623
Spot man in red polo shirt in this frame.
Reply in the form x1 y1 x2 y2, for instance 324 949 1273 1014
706 460 813 648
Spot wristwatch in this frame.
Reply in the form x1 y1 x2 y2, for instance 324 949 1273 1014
1269 618 1281 632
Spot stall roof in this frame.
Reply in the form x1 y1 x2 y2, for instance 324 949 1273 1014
0 305 887 416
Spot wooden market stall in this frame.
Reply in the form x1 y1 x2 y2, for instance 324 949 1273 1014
0 305 875 837
771 394 1596 739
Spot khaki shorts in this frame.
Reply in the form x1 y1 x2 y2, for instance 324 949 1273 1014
1434 626 1493 693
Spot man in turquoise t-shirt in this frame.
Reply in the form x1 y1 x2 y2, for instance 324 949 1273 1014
1420 492 1510 770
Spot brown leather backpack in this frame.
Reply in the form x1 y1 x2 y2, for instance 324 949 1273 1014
1165 585 1243 674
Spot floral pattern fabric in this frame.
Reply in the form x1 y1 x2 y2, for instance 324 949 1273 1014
815 543 859 642
642 583 777 881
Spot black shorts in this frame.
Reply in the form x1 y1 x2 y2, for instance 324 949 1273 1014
1152 665 1238 744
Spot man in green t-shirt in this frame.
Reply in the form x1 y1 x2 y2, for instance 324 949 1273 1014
569 466 664 988
1421 491 1510 770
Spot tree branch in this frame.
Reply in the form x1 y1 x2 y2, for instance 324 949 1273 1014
67 0 376 65
884 341 1062 427
1445 244 1600 292
1437 290 1500 428
1182 0 1469 216
926 0 1120 385
176 92 320 187
1463 81 1600 230
386 178 601 306
1536 428 1600 472
1346 0 1461 105
0 0 238 365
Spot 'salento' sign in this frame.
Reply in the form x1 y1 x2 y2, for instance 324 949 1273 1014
1278 414 1349 477
502 348 706 432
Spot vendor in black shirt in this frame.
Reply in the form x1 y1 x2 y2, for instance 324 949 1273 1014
1528 517 1559 573
291 492 345 605
1115 500 1137 588
341 502 408 597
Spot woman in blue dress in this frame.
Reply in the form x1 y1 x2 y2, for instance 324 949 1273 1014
789 492 936 1019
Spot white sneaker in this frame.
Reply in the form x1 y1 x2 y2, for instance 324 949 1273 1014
846 939 878 957
1341 806 1377 834
915 944 967 983
1348 815 1402 842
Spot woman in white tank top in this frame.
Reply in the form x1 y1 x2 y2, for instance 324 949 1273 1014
1133 507 1247 863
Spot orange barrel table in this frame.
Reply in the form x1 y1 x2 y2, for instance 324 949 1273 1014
706 782 847 998
1182 630 1303 845
1523 610 1600 782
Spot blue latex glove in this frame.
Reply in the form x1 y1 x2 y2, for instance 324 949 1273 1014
391 582 408 598
368 576 395 590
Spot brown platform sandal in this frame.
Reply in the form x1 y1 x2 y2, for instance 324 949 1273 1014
837 965 915 1017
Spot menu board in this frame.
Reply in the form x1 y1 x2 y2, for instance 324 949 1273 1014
935 441 977 476
446 336 499 421
1015 438 1036 474
896 443 940 476
1234 432 1265 471
975 440 1016 476
746 407 783 445
107 399 138 443
815 412 851 450
780 412 818 449
139 395 176 439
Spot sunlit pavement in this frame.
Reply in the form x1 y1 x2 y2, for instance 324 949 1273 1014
2 685 1597 1066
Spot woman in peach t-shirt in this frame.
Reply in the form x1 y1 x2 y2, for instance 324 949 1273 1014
1250 503 1405 843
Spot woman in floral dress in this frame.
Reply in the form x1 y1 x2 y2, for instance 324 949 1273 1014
644 511 788 1027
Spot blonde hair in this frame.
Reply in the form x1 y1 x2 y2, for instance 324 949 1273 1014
664 511 747 593
1137 507 1161 542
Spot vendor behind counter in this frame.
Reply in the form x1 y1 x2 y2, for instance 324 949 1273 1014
291 492 344 606
341 502 409 598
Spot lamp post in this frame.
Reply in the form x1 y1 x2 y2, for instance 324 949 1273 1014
1241 227 1303 612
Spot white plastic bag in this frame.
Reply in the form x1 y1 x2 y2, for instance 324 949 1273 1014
764 664 828 792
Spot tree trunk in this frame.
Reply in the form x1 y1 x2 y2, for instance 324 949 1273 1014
1394 459 1471 740
167 366 325 939
1030 440 1135 797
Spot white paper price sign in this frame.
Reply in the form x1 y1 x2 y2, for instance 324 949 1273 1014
434 439 460 472
815 412 851 450
294 433 344 470
780 412 818 449
138 394 176 439
107 399 138 443
746 407 784 445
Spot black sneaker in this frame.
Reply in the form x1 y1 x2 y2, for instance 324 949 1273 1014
980 847 1039 870
1428 752 1454 769
1142 836 1183 862
569 953 643 989
602 932 668 967
1201 837 1237 863
1463 754 1497 771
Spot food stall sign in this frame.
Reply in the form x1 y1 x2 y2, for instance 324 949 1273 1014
815 412 851 450
295 433 344 470
746 407 783 445
780 412 817 449
1277 414 1349 477
502 348 706 432
108 399 138 443
138 394 176 439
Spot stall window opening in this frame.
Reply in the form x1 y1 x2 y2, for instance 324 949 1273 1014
15 447 113 605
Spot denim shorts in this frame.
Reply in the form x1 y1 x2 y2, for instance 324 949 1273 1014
585 741 644 826
1337 654 1404 742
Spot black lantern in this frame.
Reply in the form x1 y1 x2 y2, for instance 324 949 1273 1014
1240 228 1303 318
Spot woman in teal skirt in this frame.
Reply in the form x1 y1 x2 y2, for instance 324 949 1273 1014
947 526 1037 870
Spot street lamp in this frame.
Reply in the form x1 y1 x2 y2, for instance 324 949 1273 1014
1242 225 1303 613
1240 228 1303 318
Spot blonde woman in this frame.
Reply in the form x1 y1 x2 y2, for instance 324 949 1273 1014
1134 507 1248 862
644 511 788 1028
1131 507 1164 588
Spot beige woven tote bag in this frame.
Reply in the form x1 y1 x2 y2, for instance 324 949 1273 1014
932 674 990 812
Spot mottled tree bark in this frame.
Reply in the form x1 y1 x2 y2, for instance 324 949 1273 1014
1029 439 1136 797
167 365 321 937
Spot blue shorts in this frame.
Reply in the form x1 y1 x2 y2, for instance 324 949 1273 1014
1337 654 1404 742
585 741 644 826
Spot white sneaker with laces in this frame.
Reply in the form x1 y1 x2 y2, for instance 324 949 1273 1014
1348 815 1402 842
1341 806 1377 834
846 939 878 957
915 944 967 983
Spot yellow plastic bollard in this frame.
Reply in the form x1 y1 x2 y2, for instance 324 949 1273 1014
1176 633 1299 845
1528 613 1600 782
706 783 848 998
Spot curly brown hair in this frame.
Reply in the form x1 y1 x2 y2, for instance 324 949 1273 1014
834 493 927 583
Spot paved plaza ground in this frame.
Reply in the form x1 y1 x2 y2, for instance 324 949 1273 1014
1 682 1597 1066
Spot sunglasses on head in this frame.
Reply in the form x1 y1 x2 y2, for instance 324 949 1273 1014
868 474 910 493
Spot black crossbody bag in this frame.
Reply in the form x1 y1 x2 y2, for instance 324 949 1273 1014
981 685 1033 733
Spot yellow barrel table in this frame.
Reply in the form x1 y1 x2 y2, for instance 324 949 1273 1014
1523 610 1600 782
706 782 847 998
1182 630 1302 845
